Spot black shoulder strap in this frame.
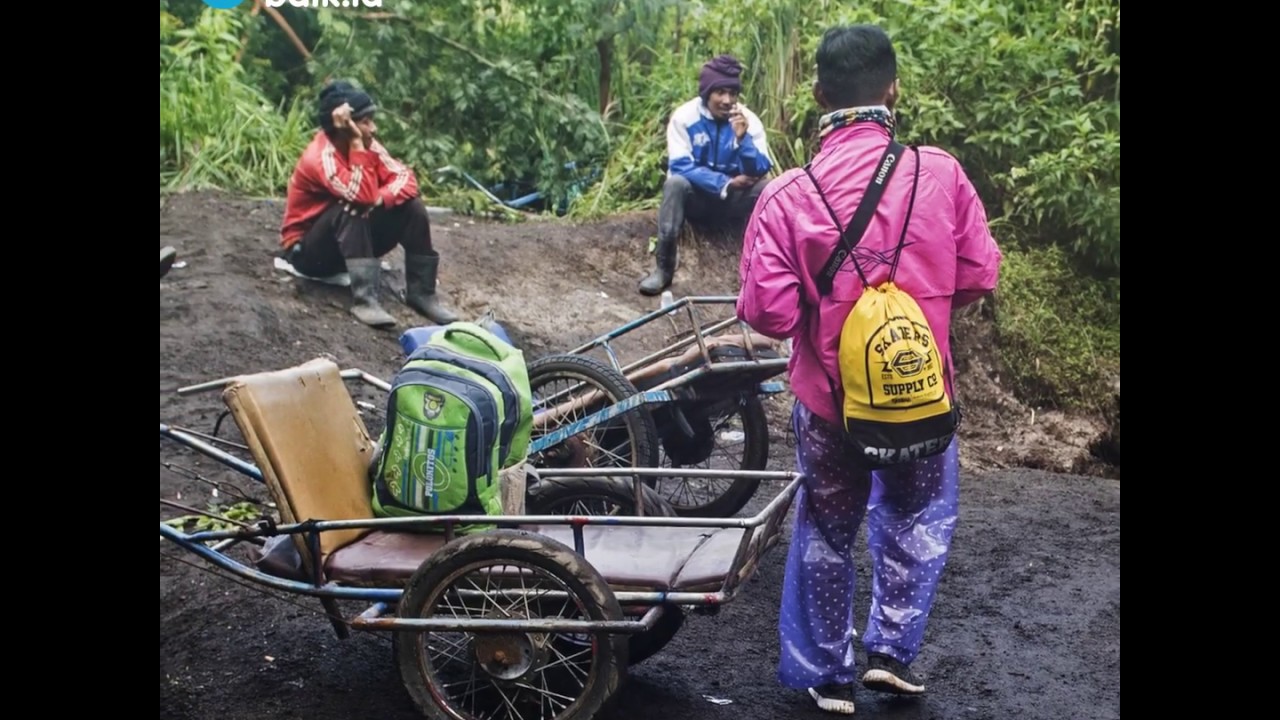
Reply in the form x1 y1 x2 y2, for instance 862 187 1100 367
804 140 907 296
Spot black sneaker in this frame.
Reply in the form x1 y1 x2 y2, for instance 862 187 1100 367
807 683 855 715
861 653 926 695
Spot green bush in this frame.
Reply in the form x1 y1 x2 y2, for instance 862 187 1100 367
158 0 1120 409
160 7 312 196
993 244 1120 411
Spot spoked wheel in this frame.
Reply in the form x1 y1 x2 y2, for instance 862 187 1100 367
520 475 684 663
649 393 770 517
527 354 660 472
395 529 628 720
526 475 678 518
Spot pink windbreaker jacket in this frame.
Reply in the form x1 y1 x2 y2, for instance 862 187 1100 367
737 121 1002 426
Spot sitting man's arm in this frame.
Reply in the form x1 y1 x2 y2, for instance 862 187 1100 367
735 110 773 178
667 113 731 197
298 138 381 207
369 140 420 209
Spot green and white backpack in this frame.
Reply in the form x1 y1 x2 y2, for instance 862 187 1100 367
370 322 533 528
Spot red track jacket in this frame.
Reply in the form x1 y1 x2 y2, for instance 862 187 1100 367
279 130 420 249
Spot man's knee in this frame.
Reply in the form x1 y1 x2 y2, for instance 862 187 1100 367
748 176 772 201
662 173 693 197
399 196 430 221
375 196 428 224
373 198 433 256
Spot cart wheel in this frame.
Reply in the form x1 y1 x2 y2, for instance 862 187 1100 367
160 246 177 279
526 475 678 517
653 393 770 517
527 354 660 471
395 529 628 720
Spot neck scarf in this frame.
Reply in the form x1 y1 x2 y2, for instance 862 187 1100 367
817 105 895 139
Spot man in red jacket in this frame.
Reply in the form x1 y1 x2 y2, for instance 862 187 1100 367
279 80 459 328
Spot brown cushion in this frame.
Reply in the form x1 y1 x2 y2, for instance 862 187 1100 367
324 525 744 591
670 526 748 591
222 358 378 570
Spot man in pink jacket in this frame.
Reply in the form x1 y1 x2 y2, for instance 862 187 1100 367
736 24 1002 715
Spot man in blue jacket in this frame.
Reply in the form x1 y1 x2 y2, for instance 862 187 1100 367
639 54 774 296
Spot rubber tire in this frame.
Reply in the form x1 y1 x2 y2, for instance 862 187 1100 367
661 393 771 518
526 474 678 518
523 476 684 665
625 603 686 666
394 529 628 720
527 354 661 470
160 246 177 279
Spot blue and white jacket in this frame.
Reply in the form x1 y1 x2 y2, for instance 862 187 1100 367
666 97 773 198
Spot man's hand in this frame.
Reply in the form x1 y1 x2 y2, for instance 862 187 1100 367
728 174 757 191
331 102 365 148
729 103 748 141
332 102 354 131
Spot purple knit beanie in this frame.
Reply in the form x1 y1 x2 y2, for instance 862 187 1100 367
698 54 744 100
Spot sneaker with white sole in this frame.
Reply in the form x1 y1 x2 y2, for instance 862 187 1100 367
807 683 856 715
861 653 925 695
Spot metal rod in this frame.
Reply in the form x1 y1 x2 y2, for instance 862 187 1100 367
161 424 264 483
685 302 713 365
209 537 244 553
340 368 392 392
539 467 795 480
159 523 402 602
614 316 742 376
180 513 754 543
358 602 390 620
165 424 249 452
529 390 671 449
615 591 724 604
350 615 653 634
175 478 800 544
601 342 624 374
169 470 798 543
565 296 739 355
640 359 788 394
723 522 760 596
443 588 724 606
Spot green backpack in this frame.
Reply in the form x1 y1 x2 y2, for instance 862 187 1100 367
370 322 533 530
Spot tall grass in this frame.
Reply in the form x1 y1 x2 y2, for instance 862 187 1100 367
160 8 312 197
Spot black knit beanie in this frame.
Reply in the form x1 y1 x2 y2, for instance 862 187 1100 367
316 80 378 133
698 55 744 101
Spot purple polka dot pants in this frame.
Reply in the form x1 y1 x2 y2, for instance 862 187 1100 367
777 401 960 689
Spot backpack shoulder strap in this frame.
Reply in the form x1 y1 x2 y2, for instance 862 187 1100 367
805 140 907 296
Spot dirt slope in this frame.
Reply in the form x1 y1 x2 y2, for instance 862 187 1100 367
160 189 1120 720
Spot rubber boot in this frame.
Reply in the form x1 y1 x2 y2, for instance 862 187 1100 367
638 237 677 296
404 251 460 325
345 258 397 328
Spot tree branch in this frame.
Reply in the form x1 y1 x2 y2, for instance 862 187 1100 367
346 14 597 119
255 0 312 61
